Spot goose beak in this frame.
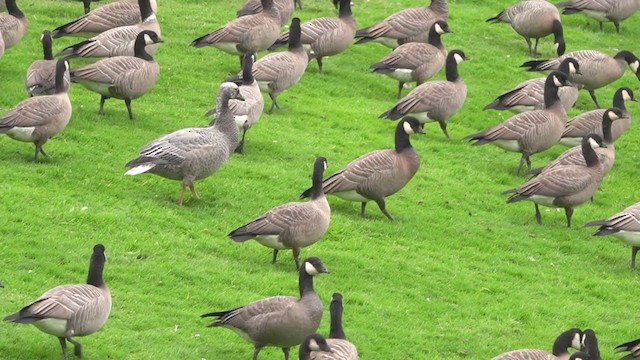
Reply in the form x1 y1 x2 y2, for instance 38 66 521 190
157 38 165 43
575 69 583 75
236 94 245 101
417 127 426 134
565 80 575 87
320 265 330 274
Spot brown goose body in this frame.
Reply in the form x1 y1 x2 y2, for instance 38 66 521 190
0 0 28 50
237 0 294 27
26 31 71 97
557 0 640 32
492 328 583 360
586 203 640 268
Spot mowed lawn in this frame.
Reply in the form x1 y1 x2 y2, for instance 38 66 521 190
1 0 640 359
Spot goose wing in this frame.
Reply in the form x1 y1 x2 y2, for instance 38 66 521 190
519 166 594 197
71 56 145 85
364 7 438 39
322 150 397 193
601 204 640 231
252 52 298 82
479 110 557 141
375 43 443 69
562 110 604 137
243 201 324 235
394 80 458 114
137 128 214 164
0 97 67 128
10 284 107 322
216 296 298 329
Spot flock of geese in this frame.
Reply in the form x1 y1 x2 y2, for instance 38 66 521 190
2 0 640 358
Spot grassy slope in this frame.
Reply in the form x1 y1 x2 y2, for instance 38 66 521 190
1 0 640 359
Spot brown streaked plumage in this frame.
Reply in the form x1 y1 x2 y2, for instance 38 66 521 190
491 329 583 360
25 31 71 97
237 0 295 27
557 0 640 33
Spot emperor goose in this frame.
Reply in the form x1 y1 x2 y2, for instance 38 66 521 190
503 134 605 227
70 30 162 120
380 49 468 139
585 201 640 269
25 31 71 97
301 117 423 221
301 334 334 360
4 244 111 360
309 293 358 360
466 71 574 176
557 0 640 33
202 257 329 360
487 0 565 57
491 328 583 360
237 0 296 27
521 50 640 108
0 60 71 160
560 87 636 146
125 82 243 205
484 57 581 113
0 0 28 55
355 0 449 48
229 157 330 269
370 20 453 100
615 337 640 358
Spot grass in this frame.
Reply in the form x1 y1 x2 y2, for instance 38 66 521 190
1 0 640 359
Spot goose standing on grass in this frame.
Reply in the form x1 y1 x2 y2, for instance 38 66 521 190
0 0 28 55
0 60 71 161
70 30 162 120
125 82 243 205
301 118 423 221
585 202 640 269
379 49 468 139
491 328 583 360
229 157 330 269
370 20 453 100
615 337 640 358
301 334 334 360
310 293 358 360
237 0 298 27
25 31 71 97
466 71 574 176
556 0 640 33
4 244 111 360
521 50 640 108
202 257 329 360
503 134 605 227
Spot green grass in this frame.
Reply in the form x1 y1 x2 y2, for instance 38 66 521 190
2 0 640 359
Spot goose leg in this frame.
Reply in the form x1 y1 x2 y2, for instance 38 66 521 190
564 207 574 228
397 82 405 100
317 57 324 74
67 338 83 358
516 153 531 176
631 247 639 269
525 38 533 56
295 0 302 10
534 204 542 224
189 184 200 199
178 185 189 206
375 198 395 221
533 38 540 57
99 96 109 116
124 98 134 120
253 345 263 360
360 202 367 218
282 347 291 360
599 21 604 32
614 21 621 33
272 249 279 264
58 337 69 360
438 120 451 139
588 90 601 108
235 124 248 154
268 93 281 114
34 144 50 161
292 248 301 269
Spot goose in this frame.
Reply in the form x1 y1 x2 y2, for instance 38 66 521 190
0 0 28 53
56 0 161 59
229 157 330 268
354 0 449 49
125 82 243 205
484 57 581 113
25 31 71 97
521 50 640 108
379 49 468 139
52 0 158 38
202 257 329 360
69 30 162 120
301 334 334 360
466 71 574 176
226 17 307 114
0 60 71 161
309 293 358 360
487 0 565 57
556 0 640 33
491 328 583 360
206 53 264 154
268 0 356 74
503 134 605 227
370 20 453 100
615 337 640 358
582 329 601 360
3 244 111 360
237 0 297 27
585 202 640 269
560 87 636 146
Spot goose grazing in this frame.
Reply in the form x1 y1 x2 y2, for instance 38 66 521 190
484 57 581 114
560 87 636 147
585 202 640 269
3 244 111 360
70 30 162 120
226 17 307 114
354 0 449 49
615 337 640 358
491 328 583 360
309 293 358 360
229 157 330 268
202 257 329 360
466 71 573 176
487 0 565 57
0 60 71 160
556 0 640 33
237 0 295 27
379 49 468 139
52 0 158 38
370 20 453 100
125 82 243 205
25 31 71 97
0 0 28 54
521 50 640 108
301 118 423 221
503 134 605 227
301 334 334 360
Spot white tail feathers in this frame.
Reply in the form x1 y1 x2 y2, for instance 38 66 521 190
125 163 156 175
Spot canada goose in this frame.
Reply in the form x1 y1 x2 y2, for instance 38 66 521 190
52 0 158 38
466 71 573 175
585 202 640 269
380 49 468 139
202 257 329 360
615 337 640 358
301 118 423 220
229 157 330 268
226 18 307 114
370 20 453 100
0 0 28 52
484 57 581 113
556 0 640 33
309 293 358 360
206 53 264 154
301 334 334 360
125 82 243 205
503 134 605 227
560 87 636 147
237 0 295 27
491 328 583 360
4 244 111 360
355 0 449 48
56 0 161 59
582 329 601 360
521 50 640 108
25 31 71 97
70 30 162 120
487 0 565 57
0 60 71 161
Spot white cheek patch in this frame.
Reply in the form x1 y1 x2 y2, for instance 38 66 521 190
571 333 581 349
553 75 563 87
323 161 327 171
623 90 631 101
144 34 153 45
435 23 444 34
569 62 576 74
64 60 69 71
607 110 619 120
631 61 639 73
40 34 45 41
308 339 319 351
403 121 415 134
588 137 600 148
454 53 464 64
305 261 319 275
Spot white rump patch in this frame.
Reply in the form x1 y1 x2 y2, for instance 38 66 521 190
213 43 242 55
34 318 68 337
529 195 556 207
125 164 156 175
454 53 464 64
435 23 444 34
631 61 639 73
617 230 640 247
7 127 36 142
305 261 319 276
403 120 415 134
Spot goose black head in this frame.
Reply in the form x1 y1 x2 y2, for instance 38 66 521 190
558 57 581 76
546 71 574 88
302 257 329 276
552 20 565 56
615 50 640 80
433 20 453 35
401 117 425 135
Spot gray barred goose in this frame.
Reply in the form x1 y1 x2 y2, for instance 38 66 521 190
615 337 640 358
25 31 71 97
0 0 28 55
237 0 296 27
557 0 640 33
310 293 358 360
491 328 583 360
585 202 640 269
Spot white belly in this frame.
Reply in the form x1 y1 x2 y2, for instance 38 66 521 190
559 137 581 147
255 235 287 250
33 318 68 337
373 37 400 49
493 139 522 152
6 127 36 142
387 69 414 83
616 230 640 247
213 42 242 55
529 195 556 207
334 190 369 202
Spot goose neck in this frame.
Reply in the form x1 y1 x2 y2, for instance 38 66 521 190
445 56 460 82
43 36 54 60
543 77 561 108
288 23 302 50
582 137 600 168
298 269 316 297
6 0 24 18
612 91 628 111
83 0 91 14
395 122 413 152
55 61 67 94
134 35 154 61
602 114 613 144
329 304 346 339
138 0 153 21
428 25 444 48
87 253 106 288
242 57 254 85
339 0 352 18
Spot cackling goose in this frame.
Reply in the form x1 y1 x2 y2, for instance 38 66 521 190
0 0 28 54
557 0 640 33
237 0 295 27
25 31 71 97
585 202 640 269
491 328 583 360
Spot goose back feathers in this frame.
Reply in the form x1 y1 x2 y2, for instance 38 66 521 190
237 0 295 27
586 202 640 269
557 0 640 32
309 293 358 360
0 0 28 51
26 31 71 97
